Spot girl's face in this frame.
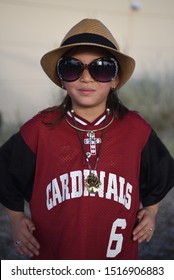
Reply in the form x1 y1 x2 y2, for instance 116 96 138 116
61 47 119 113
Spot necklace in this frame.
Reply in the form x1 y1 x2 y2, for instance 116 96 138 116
65 115 114 133
66 109 113 194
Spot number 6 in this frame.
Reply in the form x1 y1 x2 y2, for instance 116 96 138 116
106 218 126 258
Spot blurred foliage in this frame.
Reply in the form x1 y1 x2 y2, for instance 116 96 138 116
120 75 174 156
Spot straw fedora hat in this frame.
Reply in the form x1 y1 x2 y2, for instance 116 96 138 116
41 18 135 89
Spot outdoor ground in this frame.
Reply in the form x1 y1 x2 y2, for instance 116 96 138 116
0 186 174 260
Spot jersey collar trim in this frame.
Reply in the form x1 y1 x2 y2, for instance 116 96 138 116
67 111 107 127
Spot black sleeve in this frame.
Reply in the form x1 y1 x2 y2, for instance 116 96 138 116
0 132 35 211
140 130 174 206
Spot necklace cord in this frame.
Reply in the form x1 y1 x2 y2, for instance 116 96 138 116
68 110 113 172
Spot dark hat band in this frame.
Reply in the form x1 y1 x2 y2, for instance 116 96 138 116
61 33 117 50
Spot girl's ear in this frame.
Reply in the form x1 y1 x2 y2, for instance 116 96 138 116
61 82 66 90
111 75 119 89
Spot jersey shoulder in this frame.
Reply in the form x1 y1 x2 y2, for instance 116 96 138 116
125 110 152 133
20 107 61 153
123 110 152 148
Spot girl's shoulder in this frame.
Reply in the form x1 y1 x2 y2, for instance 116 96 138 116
121 110 152 148
21 106 61 129
20 107 62 152
125 110 152 131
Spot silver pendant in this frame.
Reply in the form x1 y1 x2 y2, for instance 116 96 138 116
87 131 95 139
84 172 101 193
84 131 101 156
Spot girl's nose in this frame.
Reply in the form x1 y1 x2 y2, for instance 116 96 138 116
79 68 93 82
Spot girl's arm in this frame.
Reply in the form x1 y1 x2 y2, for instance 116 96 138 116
132 203 159 243
6 208 40 258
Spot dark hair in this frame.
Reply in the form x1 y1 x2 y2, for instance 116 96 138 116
42 89 128 126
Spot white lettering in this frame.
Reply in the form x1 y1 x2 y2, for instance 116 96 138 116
97 171 105 198
124 183 132 210
52 178 62 206
70 170 83 198
45 170 134 211
46 178 62 210
106 173 118 201
46 183 53 210
60 174 70 201
83 169 90 197
118 176 125 205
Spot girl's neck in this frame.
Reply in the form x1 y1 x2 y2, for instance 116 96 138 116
72 106 107 122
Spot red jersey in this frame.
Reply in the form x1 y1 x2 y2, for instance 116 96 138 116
20 110 151 259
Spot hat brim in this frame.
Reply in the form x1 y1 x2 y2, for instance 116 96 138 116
41 42 135 89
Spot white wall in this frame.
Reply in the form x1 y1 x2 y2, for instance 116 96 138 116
0 0 174 122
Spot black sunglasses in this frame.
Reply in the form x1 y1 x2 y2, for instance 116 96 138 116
57 57 118 83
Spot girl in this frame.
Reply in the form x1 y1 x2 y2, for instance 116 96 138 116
0 18 173 259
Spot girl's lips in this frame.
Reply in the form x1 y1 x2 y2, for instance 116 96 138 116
79 88 95 94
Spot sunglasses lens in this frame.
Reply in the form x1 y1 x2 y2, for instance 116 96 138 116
89 58 117 82
57 58 82 82
57 57 118 83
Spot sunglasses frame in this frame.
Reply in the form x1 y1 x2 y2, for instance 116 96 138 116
57 57 118 83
